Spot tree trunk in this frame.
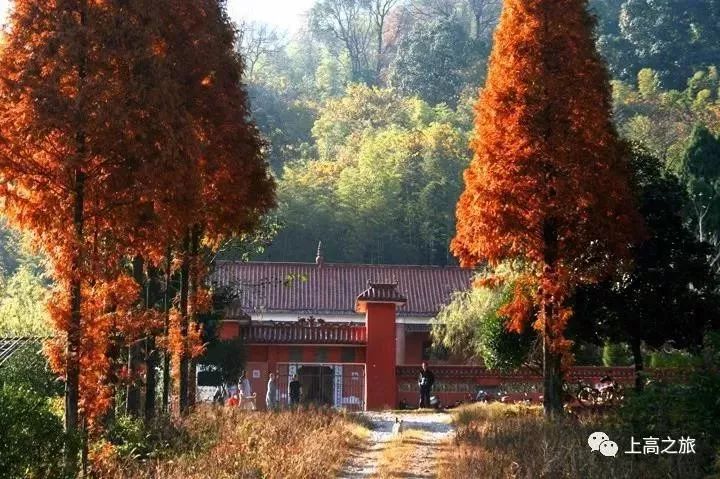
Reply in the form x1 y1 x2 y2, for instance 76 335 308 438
630 337 644 392
144 266 159 421
542 302 564 417
542 217 564 417
65 169 84 474
126 255 144 417
144 336 157 421
187 226 201 408
161 248 172 414
66 3 88 472
179 232 191 415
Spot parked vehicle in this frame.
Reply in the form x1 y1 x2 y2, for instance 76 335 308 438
564 376 624 406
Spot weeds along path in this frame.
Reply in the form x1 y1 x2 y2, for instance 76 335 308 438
338 411 454 479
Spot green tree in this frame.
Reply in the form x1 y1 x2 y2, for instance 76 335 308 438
0 386 70 479
389 18 485 107
571 151 720 389
432 265 534 371
0 267 51 337
677 125 720 255
610 0 720 88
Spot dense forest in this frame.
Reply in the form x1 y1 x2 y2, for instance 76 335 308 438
240 0 720 265
1 0 720 335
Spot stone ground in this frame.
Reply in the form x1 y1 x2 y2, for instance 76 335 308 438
338 411 454 479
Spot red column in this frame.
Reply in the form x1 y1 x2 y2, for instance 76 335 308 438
364 302 397 410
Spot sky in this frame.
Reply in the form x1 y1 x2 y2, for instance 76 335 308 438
0 0 316 33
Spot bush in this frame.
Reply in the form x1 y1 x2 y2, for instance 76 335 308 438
647 350 703 368
614 370 720 473
0 345 63 397
602 342 633 366
106 415 153 459
0 385 71 479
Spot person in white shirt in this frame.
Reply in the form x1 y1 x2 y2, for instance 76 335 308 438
238 370 256 411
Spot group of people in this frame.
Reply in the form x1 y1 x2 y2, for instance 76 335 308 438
219 362 437 411
222 371 303 411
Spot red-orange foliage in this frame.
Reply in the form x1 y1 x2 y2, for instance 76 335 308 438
452 0 643 358
0 0 275 432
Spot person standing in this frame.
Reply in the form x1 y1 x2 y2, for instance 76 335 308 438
288 373 302 407
266 373 278 411
239 371 256 411
418 362 435 408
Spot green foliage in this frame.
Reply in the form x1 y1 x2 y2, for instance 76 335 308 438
0 266 51 336
615 371 720 471
201 337 246 384
646 349 703 368
432 267 534 371
107 415 154 459
613 67 720 166
389 18 487 107
0 386 70 479
678 125 720 246
571 150 720 359
269 85 469 264
247 83 317 173
601 342 633 366
598 0 720 88
0 345 62 397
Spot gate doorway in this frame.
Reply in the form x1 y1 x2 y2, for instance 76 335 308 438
276 363 365 411
298 365 334 406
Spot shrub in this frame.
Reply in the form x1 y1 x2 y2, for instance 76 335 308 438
602 342 633 366
0 346 63 397
646 350 703 368
106 415 153 459
614 370 720 473
0 385 71 479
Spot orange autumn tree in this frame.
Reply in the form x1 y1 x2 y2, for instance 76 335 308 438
0 0 198 451
452 0 643 416
156 0 275 413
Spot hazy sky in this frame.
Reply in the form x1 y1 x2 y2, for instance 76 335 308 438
0 0 316 33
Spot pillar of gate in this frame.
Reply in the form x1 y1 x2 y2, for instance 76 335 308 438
356 282 406 410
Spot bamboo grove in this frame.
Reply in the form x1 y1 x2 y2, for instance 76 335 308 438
0 0 275 456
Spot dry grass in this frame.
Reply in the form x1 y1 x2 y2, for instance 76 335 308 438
439 403 706 479
91 406 367 479
376 429 427 478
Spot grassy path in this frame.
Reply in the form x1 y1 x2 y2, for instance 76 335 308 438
338 411 454 479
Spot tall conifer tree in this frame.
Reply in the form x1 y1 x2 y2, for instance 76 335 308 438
452 0 642 415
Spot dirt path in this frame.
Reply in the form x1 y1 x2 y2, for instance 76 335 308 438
338 411 454 479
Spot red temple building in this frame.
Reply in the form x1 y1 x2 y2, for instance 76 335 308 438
211 253 474 410
209 250 643 410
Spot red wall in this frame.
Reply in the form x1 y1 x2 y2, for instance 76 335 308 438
404 332 428 364
364 302 397 410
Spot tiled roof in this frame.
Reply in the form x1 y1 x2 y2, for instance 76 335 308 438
213 261 475 318
239 322 366 344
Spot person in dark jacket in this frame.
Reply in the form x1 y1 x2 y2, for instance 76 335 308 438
418 362 435 408
288 373 302 407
